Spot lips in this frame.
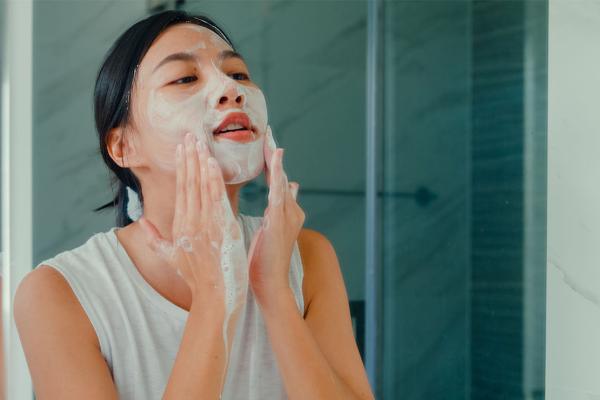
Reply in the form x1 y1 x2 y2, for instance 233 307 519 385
212 112 257 143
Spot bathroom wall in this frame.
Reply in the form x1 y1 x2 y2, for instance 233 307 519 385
470 3 527 398
547 1 600 398
470 3 547 398
381 2 471 398
381 1 547 398
32 0 147 264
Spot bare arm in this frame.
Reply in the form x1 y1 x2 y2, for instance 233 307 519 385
161 296 227 399
14 266 119 399
253 229 374 400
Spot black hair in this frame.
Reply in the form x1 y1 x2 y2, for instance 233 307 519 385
93 10 235 227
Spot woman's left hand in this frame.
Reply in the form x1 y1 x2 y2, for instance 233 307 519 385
248 126 305 302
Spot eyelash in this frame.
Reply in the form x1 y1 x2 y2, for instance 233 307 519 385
230 72 250 81
171 72 250 85
173 76 197 85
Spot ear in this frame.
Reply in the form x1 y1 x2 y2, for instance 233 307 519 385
106 126 142 168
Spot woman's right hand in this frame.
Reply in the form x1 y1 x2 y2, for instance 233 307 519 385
138 132 248 309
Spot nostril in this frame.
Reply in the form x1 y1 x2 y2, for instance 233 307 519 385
218 94 243 106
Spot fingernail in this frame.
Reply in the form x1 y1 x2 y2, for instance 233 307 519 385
267 126 277 149
185 132 193 142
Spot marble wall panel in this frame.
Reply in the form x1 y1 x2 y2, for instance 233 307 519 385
381 2 471 398
33 0 147 263
547 1 600 398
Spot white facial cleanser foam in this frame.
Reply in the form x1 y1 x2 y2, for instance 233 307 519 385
146 57 267 184
143 35 269 397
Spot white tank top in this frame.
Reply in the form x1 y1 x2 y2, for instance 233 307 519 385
36 214 305 399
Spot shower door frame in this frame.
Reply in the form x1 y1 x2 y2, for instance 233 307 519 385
364 0 382 397
1 0 35 399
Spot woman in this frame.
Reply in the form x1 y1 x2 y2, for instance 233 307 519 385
14 10 373 400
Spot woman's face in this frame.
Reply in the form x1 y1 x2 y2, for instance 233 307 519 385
129 23 267 184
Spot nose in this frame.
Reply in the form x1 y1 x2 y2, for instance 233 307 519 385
217 85 245 108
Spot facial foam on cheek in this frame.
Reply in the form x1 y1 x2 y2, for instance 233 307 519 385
209 84 267 184
146 60 268 184
202 61 268 184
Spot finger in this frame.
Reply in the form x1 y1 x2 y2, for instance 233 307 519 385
279 150 290 209
173 142 186 235
197 136 211 219
185 133 200 221
289 181 299 200
207 156 225 203
278 148 289 192
281 150 289 192
264 125 277 186
209 157 237 223
189 135 204 221
267 148 285 208
139 216 175 262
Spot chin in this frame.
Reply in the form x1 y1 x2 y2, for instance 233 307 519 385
224 168 263 186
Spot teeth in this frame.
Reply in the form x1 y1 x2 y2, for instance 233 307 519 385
219 123 245 132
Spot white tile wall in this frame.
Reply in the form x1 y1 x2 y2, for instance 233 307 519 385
547 1 600 398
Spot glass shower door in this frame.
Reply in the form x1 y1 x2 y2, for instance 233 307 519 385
379 1 548 399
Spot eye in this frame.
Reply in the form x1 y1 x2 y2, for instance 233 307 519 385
172 76 197 85
230 72 250 81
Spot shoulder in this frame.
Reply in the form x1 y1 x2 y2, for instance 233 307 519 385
14 266 118 397
16 229 119 347
297 228 338 265
297 228 343 317
14 265 100 348
15 265 73 309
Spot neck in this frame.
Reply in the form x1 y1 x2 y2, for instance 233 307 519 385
138 181 242 242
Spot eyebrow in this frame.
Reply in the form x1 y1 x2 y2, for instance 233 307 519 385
152 49 245 74
218 50 245 63
152 52 199 73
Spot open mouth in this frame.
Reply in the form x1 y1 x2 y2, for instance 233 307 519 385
212 112 257 143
